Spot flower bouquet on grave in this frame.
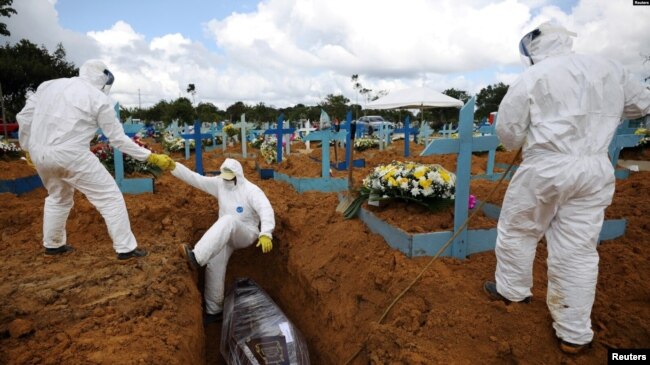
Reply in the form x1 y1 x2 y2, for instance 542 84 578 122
354 137 379 151
0 140 23 161
91 136 163 178
250 135 265 149
343 161 456 219
260 137 278 164
161 131 194 152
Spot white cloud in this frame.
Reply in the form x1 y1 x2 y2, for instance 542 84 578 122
4 0 650 111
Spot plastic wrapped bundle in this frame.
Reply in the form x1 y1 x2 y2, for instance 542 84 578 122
221 278 310 365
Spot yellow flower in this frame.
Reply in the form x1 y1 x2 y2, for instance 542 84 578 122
387 176 398 187
440 169 451 183
419 178 432 189
413 166 427 179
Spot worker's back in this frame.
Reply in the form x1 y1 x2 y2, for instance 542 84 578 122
25 76 109 152
521 53 631 156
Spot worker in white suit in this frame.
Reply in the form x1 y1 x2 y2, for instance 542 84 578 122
175 158 275 323
483 22 650 354
16 59 175 260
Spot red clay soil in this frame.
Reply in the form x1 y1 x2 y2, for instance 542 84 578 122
1 140 648 365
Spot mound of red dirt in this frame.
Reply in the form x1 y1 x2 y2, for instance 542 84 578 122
1 140 648 364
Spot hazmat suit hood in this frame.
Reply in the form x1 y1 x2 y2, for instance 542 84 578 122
220 158 245 182
79 59 114 95
519 22 576 67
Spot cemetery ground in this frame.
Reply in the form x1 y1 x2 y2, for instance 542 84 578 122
1 140 649 364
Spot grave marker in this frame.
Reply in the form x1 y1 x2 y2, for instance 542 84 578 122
181 120 213 175
263 115 295 163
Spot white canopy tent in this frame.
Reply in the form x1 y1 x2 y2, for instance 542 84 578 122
365 86 464 110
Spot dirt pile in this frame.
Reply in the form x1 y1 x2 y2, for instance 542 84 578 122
1 140 648 364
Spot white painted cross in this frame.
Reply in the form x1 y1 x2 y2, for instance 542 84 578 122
298 119 316 151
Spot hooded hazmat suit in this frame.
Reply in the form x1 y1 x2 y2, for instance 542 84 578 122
171 158 275 314
16 59 153 254
494 23 650 345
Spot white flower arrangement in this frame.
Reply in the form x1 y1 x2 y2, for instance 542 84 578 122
260 137 278 164
354 137 379 151
161 131 194 152
344 161 456 218
0 140 22 159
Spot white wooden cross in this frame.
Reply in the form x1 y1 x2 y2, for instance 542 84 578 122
298 119 316 151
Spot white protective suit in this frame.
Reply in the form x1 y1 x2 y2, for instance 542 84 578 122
16 59 152 253
171 158 275 314
494 24 650 345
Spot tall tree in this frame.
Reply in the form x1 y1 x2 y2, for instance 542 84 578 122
0 0 16 36
475 82 509 120
431 88 471 126
168 97 195 124
225 101 248 123
0 39 77 119
319 94 350 121
195 102 221 123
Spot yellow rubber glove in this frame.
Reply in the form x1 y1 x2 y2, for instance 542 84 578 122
24 152 35 169
256 235 273 254
146 153 176 171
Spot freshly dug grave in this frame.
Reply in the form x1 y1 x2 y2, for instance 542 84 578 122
1 140 648 365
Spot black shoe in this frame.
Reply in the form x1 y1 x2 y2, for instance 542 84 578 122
117 248 148 260
44 245 75 255
203 312 223 325
178 244 199 270
483 281 531 304
558 338 591 354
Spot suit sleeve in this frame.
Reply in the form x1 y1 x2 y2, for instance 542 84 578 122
249 185 275 239
495 79 531 150
16 92 37 153
171 162 218 196
621 67 650 119
96 100 151 161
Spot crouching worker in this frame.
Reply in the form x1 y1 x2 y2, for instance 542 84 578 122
173 158 275 324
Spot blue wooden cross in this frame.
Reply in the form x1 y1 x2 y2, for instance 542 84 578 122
376 122 392 150
303 126 347 178
439 123 457 138
394 115 419 157
203 122 222 152
405 97 627 258
112 103 153 194
181 120 213 175
333 111 365 170
418 122 434 145
263 114 295 163
419 97 500 258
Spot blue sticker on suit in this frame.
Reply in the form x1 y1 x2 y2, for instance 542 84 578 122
236 206 244 213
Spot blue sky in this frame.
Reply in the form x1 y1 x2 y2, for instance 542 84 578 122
55 0 260 52
4 0 649 110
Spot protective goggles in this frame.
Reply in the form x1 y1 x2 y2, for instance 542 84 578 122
102 69 115 94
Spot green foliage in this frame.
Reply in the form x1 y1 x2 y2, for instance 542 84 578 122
0 40 78 119
226 101 247 123
319 94 349 121
475 82 509 120
169 97 195 124
195 102 221 123
0 0 17 36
